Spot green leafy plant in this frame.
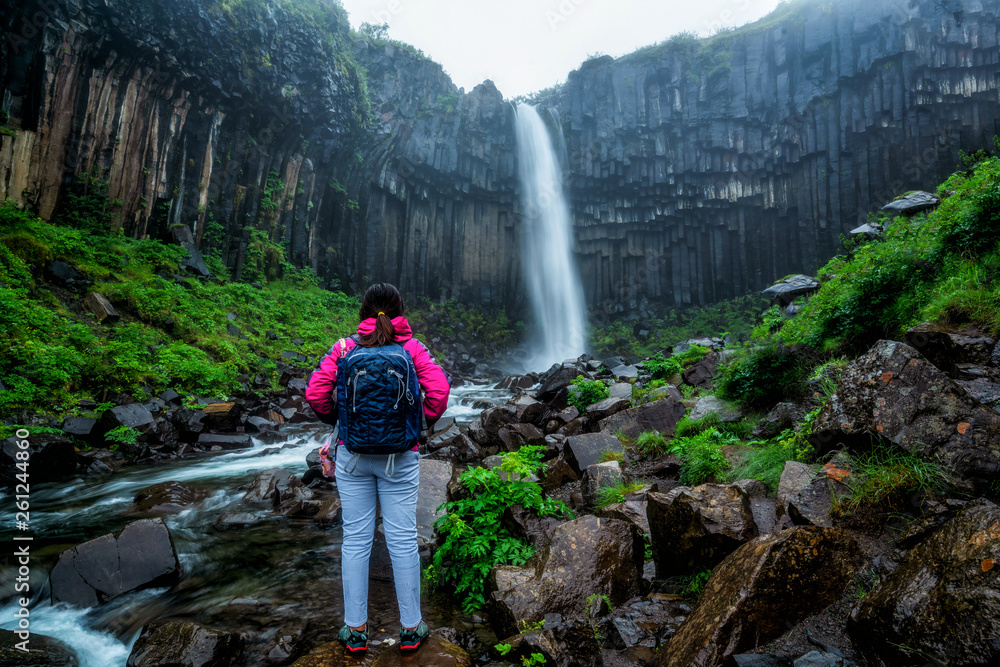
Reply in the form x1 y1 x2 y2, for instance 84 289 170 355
428 446 572 613
568 376 610 411
643 353 682 381
679 568 712 600
716 344 810 410
106 425 139 452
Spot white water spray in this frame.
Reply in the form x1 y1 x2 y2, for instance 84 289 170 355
514 104 587 369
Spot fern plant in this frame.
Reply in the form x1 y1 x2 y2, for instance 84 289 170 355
427 446 573 613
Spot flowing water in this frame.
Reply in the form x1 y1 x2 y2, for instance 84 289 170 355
0 386 509 666
514 104 588 370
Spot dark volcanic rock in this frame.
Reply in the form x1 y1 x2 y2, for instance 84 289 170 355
657 527 860 667
0 629 77 665
848 498 1000 666
565 432 624 474
133 481 210 514
811 339 1000 483
0 435 76 486
881 190 940 215
50 518 181 607
127 620 244 667
598 395 687 440
682 351 720 389
500 618 601 667
487 515 644 639
905 322 995 376
647 484 759 577
761 275 820 307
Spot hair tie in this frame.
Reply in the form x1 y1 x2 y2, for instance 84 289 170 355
377 312 385 317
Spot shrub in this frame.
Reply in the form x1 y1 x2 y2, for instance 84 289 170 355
669 428 737 485
599 449 625 464
568 376 610 411
644 353 682 381
1 232 52 269
716 344 810 410
427 446 572 613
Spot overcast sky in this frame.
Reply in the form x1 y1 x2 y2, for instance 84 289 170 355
339 0 785 97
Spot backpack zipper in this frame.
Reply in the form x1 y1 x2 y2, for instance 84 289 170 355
351 369 367 412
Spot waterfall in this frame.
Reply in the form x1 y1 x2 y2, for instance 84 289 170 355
514 104 588 370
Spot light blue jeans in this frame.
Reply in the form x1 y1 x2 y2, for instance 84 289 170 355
336 448 422 629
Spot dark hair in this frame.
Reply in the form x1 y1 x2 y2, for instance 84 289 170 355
358 282 405 347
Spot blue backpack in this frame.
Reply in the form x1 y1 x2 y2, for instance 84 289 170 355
336 339 422 455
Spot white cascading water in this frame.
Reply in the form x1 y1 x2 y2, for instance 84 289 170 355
514 103 588 370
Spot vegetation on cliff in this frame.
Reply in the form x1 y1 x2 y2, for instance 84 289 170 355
0 200 360 420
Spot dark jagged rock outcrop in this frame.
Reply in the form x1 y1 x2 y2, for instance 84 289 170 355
3 0 1000 313
848 498 1000 666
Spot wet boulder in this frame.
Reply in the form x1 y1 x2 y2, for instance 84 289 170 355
682 351 720 389
487 515 644 639
601 594 693 649
50 518 181 607
752 402 805 439
657 527 860 667
133 481 209 514
502 504 563 549
243 469 310 507
538 364 586 401
99 403 155 440
847 498 1000 666
904 322 994 376
539 449 579 492
499 617 601 667
881 190 940 215
565 432 624 474
197 433 253 450
811 339 1000 482
0 629 77 665
647 483 759 577
597 499 651 536
584 396 631 422
580 460 623 508
598 394 687 440
776 461 853 528
127 620 244 666
0 434 76 486
762 275 820 307
83 291 119 322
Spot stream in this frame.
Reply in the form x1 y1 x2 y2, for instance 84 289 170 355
0 383 508 666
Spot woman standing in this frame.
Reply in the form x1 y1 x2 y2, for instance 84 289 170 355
305 283 450 653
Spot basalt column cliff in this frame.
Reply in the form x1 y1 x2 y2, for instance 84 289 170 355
0 0 998 312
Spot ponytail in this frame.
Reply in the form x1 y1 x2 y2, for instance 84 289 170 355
358 283 405 347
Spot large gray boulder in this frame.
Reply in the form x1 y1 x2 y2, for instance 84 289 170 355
598 394 687 440
658 527 860 667
50 518 181 607
761 275 820 307
811 339 1000 483
487 515 644 639
881 190 940 215
127 620 244 666
847 498 1000 666
647 484 759 577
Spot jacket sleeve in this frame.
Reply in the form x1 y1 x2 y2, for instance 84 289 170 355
305 346 340 424
406 339 450 421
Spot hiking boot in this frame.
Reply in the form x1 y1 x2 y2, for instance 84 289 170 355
338 625 368 652
399 622 429 651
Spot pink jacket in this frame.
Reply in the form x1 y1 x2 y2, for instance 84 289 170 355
305 316 450 425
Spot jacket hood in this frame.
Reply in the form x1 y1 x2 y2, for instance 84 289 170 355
356 315 413 342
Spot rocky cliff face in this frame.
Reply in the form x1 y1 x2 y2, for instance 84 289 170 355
1 0 999 314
